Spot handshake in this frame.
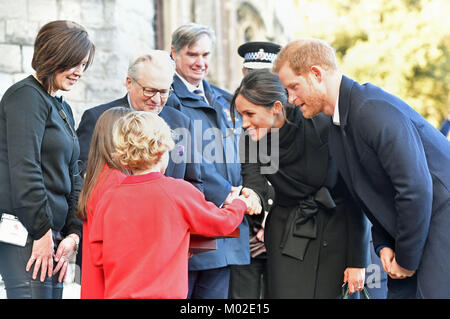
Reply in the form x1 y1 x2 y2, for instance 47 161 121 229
224 186 262 215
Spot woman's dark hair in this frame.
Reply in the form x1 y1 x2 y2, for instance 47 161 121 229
230 69 289 128
32 20 95 94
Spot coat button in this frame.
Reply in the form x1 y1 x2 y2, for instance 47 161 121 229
323 240 328 247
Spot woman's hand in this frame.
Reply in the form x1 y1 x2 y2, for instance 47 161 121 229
26 228 54 282
255 228 264 242
343 267 365 295
53 234 79 282
255 211 268 242
240 187 262 215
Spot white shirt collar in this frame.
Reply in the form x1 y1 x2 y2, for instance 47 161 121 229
175 71 205 94
332 92 340 126
175 71 208 104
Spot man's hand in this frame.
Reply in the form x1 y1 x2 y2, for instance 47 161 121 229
379 247 395 274
380 247 415 279
389 257 415 279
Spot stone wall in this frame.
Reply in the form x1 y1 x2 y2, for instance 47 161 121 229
0 0 156 127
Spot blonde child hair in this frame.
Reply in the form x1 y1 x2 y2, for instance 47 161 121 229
113 111 175 171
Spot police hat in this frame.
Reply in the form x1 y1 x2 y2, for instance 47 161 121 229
238 41 281 69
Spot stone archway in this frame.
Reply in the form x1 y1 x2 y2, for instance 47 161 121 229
237 2 266 43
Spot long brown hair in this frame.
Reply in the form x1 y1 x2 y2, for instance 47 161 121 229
32 20 95 94
77 107 131 221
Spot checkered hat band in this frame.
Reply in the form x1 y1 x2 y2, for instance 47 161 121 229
244 52 277 62
243 61 273 69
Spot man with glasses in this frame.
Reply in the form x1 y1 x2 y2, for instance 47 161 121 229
77 50 202 192
127 75 173 113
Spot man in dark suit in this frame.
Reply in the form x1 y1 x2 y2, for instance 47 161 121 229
77 50 202 191
166 23 261 299
274 38 450 298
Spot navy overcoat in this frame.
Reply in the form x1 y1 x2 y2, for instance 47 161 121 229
166 75 250 270
329 75 450 298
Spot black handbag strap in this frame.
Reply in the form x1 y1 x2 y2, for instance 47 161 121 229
54 96 77 140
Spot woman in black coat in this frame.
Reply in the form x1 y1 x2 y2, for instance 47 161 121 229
0 20 95 299
230 70 370 298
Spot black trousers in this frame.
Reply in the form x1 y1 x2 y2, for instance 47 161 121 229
0 237 63 299
387 274 418 299
229 257 267 299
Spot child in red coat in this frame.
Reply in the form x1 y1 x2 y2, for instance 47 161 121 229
89 111 258 298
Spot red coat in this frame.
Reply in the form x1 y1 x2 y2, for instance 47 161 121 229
80 164 126 299
89 172 246 299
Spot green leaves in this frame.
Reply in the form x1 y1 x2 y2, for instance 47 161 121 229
295 0 450 126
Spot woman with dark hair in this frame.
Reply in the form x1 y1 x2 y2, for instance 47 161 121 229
77 107 131 299
230 69 370 298
0 20 95 299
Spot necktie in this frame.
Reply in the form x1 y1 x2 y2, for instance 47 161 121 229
193 89 207 103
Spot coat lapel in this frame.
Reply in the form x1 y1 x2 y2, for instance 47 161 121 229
329 77 395 236
329 76 364 200
337 75 353 128
172 75 212 109
120 95 130 108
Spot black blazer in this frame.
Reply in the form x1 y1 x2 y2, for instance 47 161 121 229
76 95 203 191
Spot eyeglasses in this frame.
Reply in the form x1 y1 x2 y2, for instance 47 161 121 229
131 76 173 99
